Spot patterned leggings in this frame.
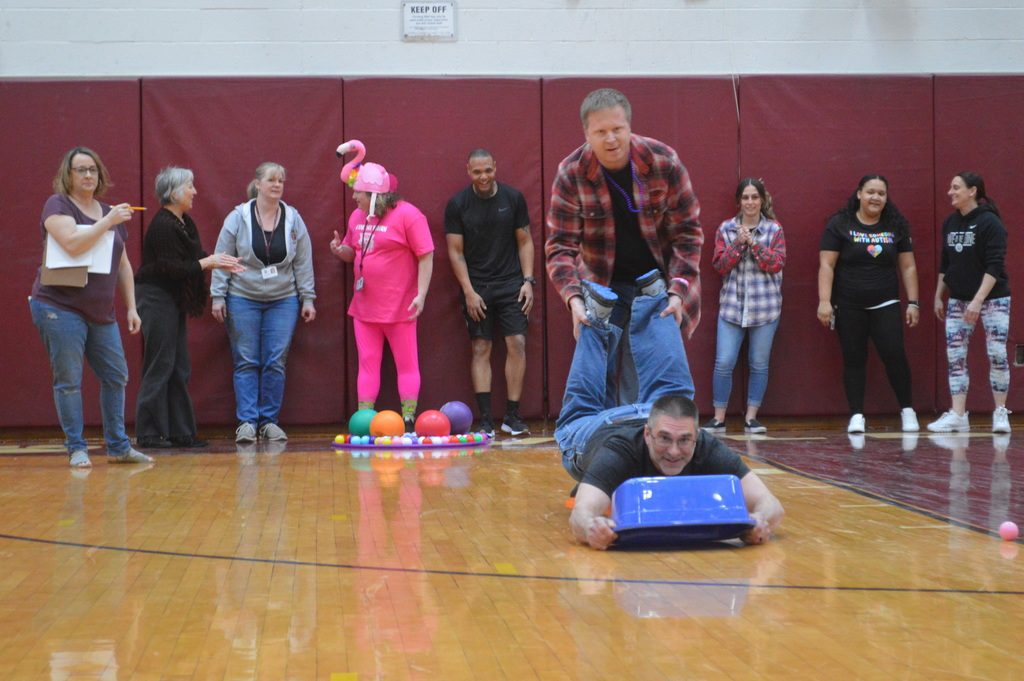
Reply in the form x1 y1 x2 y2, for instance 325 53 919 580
945 297 1011 396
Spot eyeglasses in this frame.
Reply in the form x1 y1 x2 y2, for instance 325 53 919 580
654 434 696 450
72 166 99 176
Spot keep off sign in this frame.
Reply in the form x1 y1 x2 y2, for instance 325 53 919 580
402 2 457 41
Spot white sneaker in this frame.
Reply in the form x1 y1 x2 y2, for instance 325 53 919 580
900 408 919 432
927 410 970 432
847 413 865 433
993 406 1011 433
848 433 865 450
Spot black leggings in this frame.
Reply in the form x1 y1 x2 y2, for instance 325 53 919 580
834 303 912 414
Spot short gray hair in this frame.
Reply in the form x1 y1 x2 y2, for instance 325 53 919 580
580 88 632 129
155 166 194 206
647 395 698 431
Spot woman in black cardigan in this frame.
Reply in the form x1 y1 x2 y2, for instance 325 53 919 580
134 167 243 449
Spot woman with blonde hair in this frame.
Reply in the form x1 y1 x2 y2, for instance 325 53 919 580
211 162 317 443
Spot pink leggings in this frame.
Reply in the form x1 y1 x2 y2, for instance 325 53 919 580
353 319 421 402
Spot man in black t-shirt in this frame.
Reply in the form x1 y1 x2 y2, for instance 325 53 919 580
556 283 785 550
445 149 535 436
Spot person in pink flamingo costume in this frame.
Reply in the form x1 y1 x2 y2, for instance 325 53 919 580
330 141 435 432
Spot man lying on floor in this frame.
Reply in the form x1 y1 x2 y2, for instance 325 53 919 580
554 275 785 550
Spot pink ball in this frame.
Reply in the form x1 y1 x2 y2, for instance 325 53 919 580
999 521 1019 541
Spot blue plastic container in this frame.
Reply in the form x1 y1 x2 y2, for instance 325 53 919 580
610 474 755 548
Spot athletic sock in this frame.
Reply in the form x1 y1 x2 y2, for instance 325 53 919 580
505 399 521 419
357 400 374 411
401 400 417 419
475 392 491 419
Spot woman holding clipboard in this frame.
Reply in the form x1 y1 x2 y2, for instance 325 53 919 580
29 146 154 468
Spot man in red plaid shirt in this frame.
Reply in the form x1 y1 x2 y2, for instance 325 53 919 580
546 88 703 403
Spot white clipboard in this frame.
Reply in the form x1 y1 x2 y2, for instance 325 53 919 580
44 225 114 274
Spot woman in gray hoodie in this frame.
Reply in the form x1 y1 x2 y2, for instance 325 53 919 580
211 162 316 443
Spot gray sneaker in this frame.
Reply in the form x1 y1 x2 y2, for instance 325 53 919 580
236 422 257 443
259 422 288 441
635 269 666 297
581 280 618 322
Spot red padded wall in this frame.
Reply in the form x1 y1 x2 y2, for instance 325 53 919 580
935 75 1024 414
2 75 1019 429
541 78 740 416
342 78 545 419
739 76 937 416
2 79 142 428
141 78 345 427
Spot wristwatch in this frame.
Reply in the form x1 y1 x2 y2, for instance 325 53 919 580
523 276 536 285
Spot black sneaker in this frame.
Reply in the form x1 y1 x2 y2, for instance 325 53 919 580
479 415 495 437
701 418 726 433
744 419 767 434
501 413 530 436
136 437 173 449
404 416 415 434
635 268 666 297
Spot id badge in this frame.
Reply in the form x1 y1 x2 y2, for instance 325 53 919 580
261 266 279 279
355 277 364 291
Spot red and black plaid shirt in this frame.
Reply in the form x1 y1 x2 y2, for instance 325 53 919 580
545 134 703 337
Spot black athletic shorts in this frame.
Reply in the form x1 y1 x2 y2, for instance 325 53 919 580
463 278 529 341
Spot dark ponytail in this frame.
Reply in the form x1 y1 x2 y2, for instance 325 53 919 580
957 171 1000 218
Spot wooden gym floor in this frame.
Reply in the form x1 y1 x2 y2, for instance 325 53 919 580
0 418 1020 681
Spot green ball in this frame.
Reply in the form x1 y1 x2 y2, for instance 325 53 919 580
348 408 378 436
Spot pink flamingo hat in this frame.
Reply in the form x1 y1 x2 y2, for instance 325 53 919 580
336 139 398 216
336 139 366 186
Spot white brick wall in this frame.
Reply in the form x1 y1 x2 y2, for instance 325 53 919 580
1 1 1021 77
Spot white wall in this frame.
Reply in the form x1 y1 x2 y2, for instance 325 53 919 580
1 1 1022 77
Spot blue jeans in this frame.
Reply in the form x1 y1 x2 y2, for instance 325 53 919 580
555 291 694 478
30 297 132 456
225 294 300 426
712 316 779 409
606 281 694 407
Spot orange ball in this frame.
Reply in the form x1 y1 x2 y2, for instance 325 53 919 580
370 410 406 437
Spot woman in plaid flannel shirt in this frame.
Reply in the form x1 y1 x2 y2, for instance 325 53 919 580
702 179 786 435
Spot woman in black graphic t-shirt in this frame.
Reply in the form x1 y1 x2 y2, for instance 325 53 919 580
817 175 920 435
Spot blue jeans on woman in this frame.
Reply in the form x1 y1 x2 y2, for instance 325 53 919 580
225 294 300 427
555 289 694 477
712 316 779 409
30 297 133 456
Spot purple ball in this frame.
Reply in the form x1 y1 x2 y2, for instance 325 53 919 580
440 400 474 434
